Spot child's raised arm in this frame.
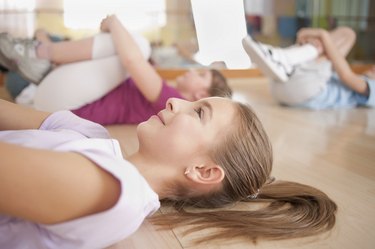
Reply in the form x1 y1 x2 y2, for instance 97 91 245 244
100 15 163 102
300 28 369 96
322 30 369 96
0 99 50 130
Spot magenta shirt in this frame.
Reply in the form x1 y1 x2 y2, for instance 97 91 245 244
72 78 183 125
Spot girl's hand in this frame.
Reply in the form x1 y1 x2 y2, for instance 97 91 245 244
100 15 117 32
296 28 327 55
296 28 325 45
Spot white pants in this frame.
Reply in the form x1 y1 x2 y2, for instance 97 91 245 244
33 33 151 112
269 60 332 105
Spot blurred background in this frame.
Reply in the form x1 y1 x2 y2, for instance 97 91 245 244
245 0 375 63
0 0 374 68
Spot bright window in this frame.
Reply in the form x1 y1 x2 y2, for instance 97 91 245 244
191 0 251 69
0 0 36 37
63 0 166 31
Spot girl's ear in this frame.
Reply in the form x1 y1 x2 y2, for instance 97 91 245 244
185 164 225 185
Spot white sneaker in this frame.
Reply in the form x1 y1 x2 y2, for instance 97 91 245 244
242 36 294 82
0 33 51 84
15 83 37 106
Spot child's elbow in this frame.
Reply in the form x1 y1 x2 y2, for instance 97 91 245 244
341 73 369 96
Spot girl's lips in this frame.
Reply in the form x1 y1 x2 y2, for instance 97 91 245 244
156 112 165 125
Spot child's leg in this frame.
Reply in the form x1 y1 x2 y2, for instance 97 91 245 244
38 32 151 65
37 37 94 64
32 33 152 112
297 27 356 60
327 27 356 58
92 33 151 61
34 56 128 112
270 26 355 66
242 36 319 82
270 60 332 105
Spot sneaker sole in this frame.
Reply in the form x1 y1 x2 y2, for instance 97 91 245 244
242 36 288 82
0 48 17 71
0 48 34 83
16 62 48 84
0 33 49 84
0 51 42 84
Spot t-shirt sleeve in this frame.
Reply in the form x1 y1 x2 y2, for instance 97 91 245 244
42 149 160 249
151 81 184 112
39 111 110 138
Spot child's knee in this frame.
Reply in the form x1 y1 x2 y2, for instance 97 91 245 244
337 26 357 43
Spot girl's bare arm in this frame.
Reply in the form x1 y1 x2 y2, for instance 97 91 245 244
0 142 120 224
0 99 50 131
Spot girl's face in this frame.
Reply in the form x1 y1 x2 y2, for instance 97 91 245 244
137 97 236 165
175 69 212 98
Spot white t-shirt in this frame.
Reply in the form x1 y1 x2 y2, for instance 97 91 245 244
0 111 160 249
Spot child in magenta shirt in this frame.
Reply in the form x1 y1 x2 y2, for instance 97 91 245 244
0 15 232 125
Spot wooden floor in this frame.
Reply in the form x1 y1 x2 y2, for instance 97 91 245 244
103 77 375 249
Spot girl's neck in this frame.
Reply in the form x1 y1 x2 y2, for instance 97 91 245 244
126 152 171 200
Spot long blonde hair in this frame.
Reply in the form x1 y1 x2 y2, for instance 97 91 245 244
150 102 337 243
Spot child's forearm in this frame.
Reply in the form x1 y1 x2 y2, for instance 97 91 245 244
106 16 145 67
103 15 162 102
320 30 369 96
319 30 351 78
0 99 50 131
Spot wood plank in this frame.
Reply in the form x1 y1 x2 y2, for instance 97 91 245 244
156 64 374 80
156 68 263 79
106 219 183 249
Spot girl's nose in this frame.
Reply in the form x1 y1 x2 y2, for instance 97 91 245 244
166 98 188 113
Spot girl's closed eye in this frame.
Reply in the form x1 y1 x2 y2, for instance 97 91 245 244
194 107 203 119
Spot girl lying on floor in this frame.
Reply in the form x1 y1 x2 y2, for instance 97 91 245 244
0 97 336 248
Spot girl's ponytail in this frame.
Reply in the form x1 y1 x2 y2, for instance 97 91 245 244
252 180 337 240
151 180 337 243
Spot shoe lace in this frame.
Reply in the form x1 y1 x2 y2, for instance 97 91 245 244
256 42 294 76
14 37 38 48
13 38 39 58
